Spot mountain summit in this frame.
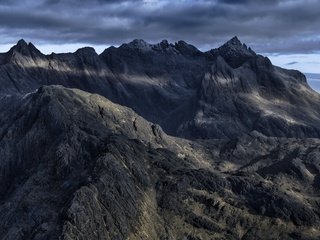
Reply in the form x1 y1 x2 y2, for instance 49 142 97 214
226 36 242 45
10 39 43 57
215 36 256 68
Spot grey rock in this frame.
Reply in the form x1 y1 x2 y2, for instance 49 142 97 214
1 37 320 239
0 86 319 239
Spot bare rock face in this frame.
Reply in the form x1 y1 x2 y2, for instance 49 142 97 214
1 37 320 139
0 38 320 240
0 86 319 240
213 36 256 68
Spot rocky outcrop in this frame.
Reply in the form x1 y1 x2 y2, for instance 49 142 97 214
212 36 256 68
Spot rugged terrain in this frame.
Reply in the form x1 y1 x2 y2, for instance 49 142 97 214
0 38 320 239
1 37 320 139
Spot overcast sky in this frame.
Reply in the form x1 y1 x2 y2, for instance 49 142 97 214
0 0 319 73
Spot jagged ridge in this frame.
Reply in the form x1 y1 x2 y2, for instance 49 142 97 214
1 37 319 139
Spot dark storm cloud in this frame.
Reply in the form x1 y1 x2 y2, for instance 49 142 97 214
0 0 319 54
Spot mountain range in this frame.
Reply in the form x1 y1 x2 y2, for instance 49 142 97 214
0 37 320 240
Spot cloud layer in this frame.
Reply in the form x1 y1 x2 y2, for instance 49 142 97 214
0 0 319 54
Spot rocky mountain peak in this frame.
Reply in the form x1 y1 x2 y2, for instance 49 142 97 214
160 39 169 47
11 39 29 54
225 36 242 46
219 36 255 53
151 40 179 54
122 39 152 51
75 47 97 56
9 39 44 59
75 47 100 67
16 39 28 48
174 40 201 56
216 36 256 68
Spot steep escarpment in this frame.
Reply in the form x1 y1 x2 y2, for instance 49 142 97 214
0 86 319 240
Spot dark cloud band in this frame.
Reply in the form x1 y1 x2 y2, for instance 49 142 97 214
0 0 319 54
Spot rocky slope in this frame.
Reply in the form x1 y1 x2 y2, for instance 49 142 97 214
1 37 320 139
0 38 320 239
0 85 319 240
